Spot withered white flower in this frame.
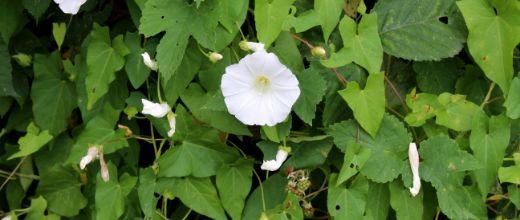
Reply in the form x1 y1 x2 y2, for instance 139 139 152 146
261 147 290 171
221 50 300 126
408 142 421 196
167 112 176 137
141 99 169 118
99 152 109 182
239 41 266 52
141 52 158 71
79 146 99 170
53 0 87 15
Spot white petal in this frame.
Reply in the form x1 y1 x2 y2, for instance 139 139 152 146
240 51 268 77
55 0 87 14
99 154 109 182
275 149 289 162
79 146 99 169
141 52 158 71
167 116 176 137
261 160 282 171
141 99 169 118
248 42 266 52
408 142 421 196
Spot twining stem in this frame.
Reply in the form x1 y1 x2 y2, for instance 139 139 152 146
252 169 267 212
0 170 39 180
0 157 26 191
384 75 408 114
480 82 496 109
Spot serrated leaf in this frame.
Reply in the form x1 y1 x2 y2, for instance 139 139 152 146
374 0 465 61
457 0 520 93
322 13 383 74
32 53 77 135
292 0 344 41
504 77 520 119
470 112 511 196
0 38 18 98
293 67 327 125
9 123 53 159
216 159 253 220
389 180 423 220
338 73 385 138
96 164 137 220
328 114 411 183
157 140 239 177
37 165 87 217
413 58 463 95
436 185 487 219
85 24 127 109
254 0 295 47
124 32 150 89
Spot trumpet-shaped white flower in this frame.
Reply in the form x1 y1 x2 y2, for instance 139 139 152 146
261 147 290 171
221 50 300 126
408 142 421 196
239 41 266 52
141 52 158 71
80 146 99 169
167 112 176 137
141 99 169 118
53 0 87 15
209 52 223 63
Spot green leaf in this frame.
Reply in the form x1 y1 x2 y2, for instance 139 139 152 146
85 24 128 109
436 185 487 219
0 38 18 98
338 73 385 138
413 58 463 95
470 112 511 196
37 165 87 217
163 41 203 103
507 185 520 208
435 93 480 131
292 0 344 41
254 0 295 47
96 164 137 220
337 142 371 185
124 32 150 89
0 1 24 43
243 174 288 219
272 31 304 74
216 159 253 220
389 180 423 220
159 177 227 220
328 114 411 183
258 140 333 170
327 174 368 220
455 65 489 103
157 140 239 177
32 53 77 135
26 196 47 220
52 23 66 50
293 67 327 125
9 123 53 159
322 13 383 74
404 92 441 127
364 182 390 220
137 168 158 218
457 0 520 93
374 0 465 61
498 166 520 184
22 0 50 21
504 77 520 119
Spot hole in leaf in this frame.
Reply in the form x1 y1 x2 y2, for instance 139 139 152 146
335 205 341 210
493 7 498 15
349 164 355 169
161 16 165 19
438 16 448 24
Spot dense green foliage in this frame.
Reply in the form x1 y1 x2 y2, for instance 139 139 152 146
0 0 519 219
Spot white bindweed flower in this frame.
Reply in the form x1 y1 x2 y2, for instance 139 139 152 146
261 147 290 171
53 0 87 15
221 50 300 126
2 215 11 220
141 99 169 118
239 41 266 52
209 52 223 63
408 142 421 196
167 112 176 137
79 146 99 169
141 52 158 71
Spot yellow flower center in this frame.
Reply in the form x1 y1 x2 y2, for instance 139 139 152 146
254 75 270 93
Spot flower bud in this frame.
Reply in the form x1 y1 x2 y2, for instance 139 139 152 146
239 41 265 52
311 46 327 59
141 52 158 71
209 52 223 63
12 53 32 67
117 124 133 137
141 99 170 118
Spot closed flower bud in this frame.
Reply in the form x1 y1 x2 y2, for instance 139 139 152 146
239 41 265 52
209 52 223 63
261 146 291 171
12 53 32 67
141 99 170 118
311 46 327 59
141 52 158 71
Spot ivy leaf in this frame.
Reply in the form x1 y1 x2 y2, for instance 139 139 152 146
327 174 368 219
293 67 327 125
32 53 77 135
328 114 411 183
9 123 53 160
504 77 520 119
216 159 253 220
322 13 383 74
124 32 150 89
292 0 344 41
389 180 423 220
158 177 227 220
374 0 465 61
470 112 511 196
413 58 463 95
37 165 87 217
254 0 295 47
157 140 240 177
85 24 128 109
96 164 137 220
0 38 18 99
457 0 520 93
338 73 385 138
364 182 390 220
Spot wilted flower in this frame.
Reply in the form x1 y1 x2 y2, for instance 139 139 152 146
221 50 300 126
141 99 169 118
53 0 87 15
408 142 421 196
209 52 223 63
167 112 176 137
141 52 158 71
261 147 291 171
99 151 109 182
239 41 265 52
79 146 99 170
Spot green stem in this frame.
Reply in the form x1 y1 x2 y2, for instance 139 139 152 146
252 170 267 212
480 82 496 109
